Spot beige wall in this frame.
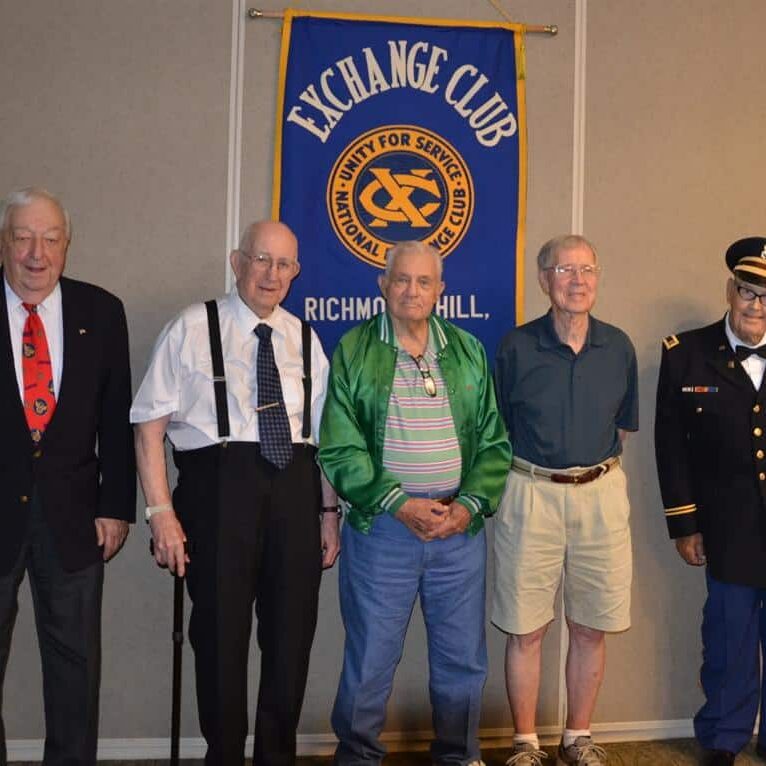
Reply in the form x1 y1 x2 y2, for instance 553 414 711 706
1 0 765 754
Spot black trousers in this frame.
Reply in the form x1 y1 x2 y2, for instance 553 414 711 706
0 494 103 766
173 442 323 766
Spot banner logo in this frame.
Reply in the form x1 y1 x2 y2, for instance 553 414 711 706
327 125 474 267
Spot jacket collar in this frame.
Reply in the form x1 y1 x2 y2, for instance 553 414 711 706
377 311 448 353
704 316 757 392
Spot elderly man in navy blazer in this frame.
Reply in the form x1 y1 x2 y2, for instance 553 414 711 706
0 187 135 766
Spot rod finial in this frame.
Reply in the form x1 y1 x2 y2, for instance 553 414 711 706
247 7 262 18
547 24 558 35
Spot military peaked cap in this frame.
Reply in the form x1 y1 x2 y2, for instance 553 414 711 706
726 237 766 287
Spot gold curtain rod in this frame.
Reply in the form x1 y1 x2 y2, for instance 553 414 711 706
247 8 558 35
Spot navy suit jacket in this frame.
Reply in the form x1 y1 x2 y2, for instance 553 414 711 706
0 273 136 573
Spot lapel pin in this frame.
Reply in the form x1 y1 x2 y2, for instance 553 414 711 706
718 345 726 351
79 328 87 335
728 361 736 369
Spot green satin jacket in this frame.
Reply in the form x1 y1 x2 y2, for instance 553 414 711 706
318 312 512 535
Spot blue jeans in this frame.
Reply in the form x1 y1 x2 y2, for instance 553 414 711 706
695 571 766 753
332 512 488 766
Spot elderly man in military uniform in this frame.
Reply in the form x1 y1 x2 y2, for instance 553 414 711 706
655 237 766 766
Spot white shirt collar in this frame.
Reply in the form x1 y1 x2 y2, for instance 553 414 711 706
228 287 288 337
4 276 62 316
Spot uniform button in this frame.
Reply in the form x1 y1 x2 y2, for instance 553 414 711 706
19 495 28 503
755 427 763 437
760 473 766 481
755 404 762 413
758 450 765 460
33 449 42 458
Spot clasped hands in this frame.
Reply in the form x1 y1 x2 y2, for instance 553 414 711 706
395 497 472 541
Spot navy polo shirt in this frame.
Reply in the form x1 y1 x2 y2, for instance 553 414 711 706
494 311 638 469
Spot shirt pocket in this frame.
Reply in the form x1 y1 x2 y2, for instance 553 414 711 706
281 375 304 421
179 352 221 425
181 350 214 383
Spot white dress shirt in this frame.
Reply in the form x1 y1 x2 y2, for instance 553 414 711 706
725 311 766 390
4 277 64 402
130 288 330 451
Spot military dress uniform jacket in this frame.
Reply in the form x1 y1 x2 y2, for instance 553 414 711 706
655 318 766 587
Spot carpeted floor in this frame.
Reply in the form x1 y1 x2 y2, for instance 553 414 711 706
291 739 763 764
12 739 765 764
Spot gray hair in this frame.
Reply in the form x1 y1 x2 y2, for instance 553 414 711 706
385 240 443 280
537 234 597 270
0 187 72 240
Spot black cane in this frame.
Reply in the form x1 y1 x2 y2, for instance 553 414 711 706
150 538 185 766
170 572 184 766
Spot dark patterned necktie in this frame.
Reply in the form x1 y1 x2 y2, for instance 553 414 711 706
254 323 293 469
22 303 56 443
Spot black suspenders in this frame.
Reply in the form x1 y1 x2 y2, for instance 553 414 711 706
204 300 313 443
205 300 230 440
301 319 312 441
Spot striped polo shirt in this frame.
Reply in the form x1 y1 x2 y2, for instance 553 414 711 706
381 337 462 497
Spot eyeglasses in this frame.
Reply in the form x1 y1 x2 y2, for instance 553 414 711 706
240 251 297 274
411 354 437 397
735 282 766 306
544 264 602 279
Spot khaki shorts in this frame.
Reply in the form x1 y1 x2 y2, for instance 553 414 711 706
491 461 632 635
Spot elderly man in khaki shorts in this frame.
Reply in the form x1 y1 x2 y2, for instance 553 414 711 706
493 235 638 766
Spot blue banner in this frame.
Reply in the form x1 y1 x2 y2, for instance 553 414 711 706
274 10 526 356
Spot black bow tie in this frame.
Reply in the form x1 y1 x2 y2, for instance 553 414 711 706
735 344 766 361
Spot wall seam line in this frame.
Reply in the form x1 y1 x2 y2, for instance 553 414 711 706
225 0 246 291
559 0 588 733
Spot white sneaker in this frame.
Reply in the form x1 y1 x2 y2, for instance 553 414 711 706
556 736 607 765
506 742 549 765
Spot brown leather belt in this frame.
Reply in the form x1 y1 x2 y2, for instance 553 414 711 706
511 456 619 485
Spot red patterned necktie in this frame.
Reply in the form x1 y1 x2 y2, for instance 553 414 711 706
22 303 56 443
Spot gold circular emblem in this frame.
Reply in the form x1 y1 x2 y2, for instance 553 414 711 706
327 125 475 268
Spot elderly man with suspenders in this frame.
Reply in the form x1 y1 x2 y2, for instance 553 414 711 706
131 220 339 766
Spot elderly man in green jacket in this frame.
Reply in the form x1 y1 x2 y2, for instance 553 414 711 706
319 240 511 766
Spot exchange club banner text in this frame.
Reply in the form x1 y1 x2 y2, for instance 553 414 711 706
273 10 527 356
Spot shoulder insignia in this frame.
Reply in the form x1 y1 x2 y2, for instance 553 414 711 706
663 334 680 351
